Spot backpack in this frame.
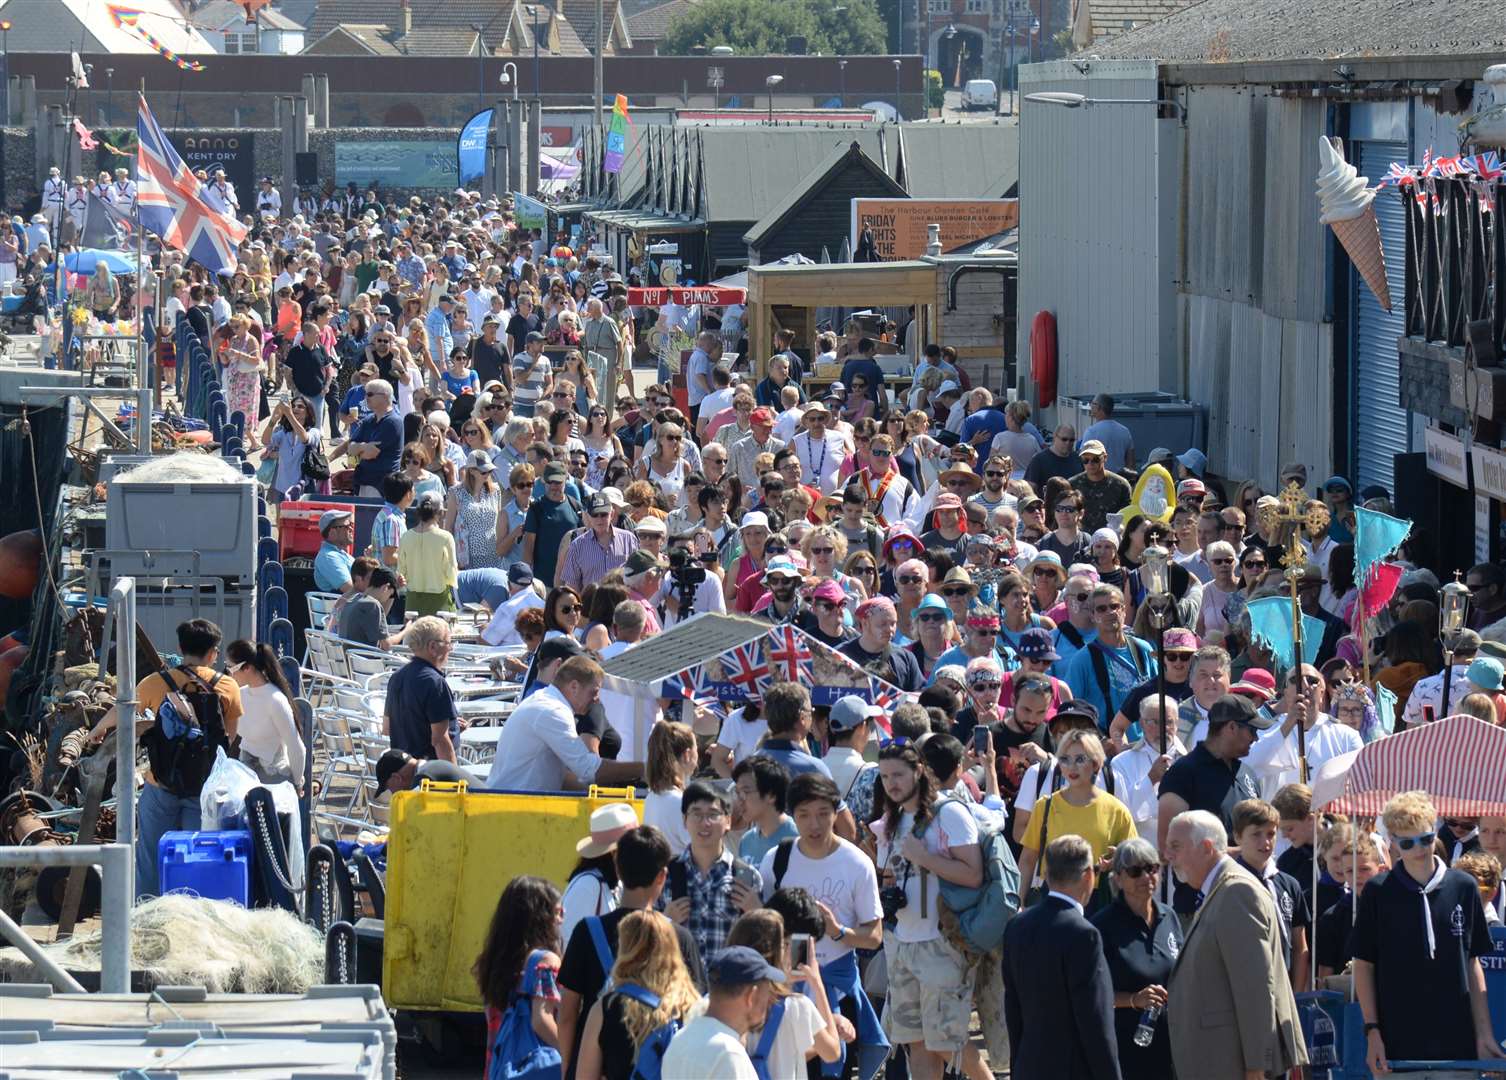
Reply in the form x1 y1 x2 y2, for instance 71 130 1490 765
141 666 229 797
486 950 563 1080
584 915 615 987
301 438 332 483
926 797 1022 954
748 998 786 1080
613 983 683 1080
1087 637 1152 719
771 838 797 891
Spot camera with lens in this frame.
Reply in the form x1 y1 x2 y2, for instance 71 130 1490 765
667 545 707 588
879 884 908 924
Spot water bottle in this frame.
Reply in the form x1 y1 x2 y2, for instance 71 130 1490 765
1132 1004 1162 1047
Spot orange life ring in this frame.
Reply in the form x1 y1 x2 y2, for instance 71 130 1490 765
1031 310 1058 410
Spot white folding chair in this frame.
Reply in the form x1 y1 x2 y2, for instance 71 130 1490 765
346 648 397 686
306 591 341 633
315 707 368 816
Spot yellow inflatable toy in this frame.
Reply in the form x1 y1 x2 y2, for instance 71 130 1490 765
1126 463 1175 524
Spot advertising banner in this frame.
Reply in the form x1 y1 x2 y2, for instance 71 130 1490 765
336 140 458 190
850 197 1019 260
171 131 256 200
457 109 493 190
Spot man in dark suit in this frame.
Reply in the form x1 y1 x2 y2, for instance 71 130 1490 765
1002 834 1122 1080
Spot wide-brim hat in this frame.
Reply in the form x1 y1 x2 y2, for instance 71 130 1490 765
576 802 638 857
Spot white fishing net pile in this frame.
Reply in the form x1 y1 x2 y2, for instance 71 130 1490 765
38 894 325 993
114 453 249 485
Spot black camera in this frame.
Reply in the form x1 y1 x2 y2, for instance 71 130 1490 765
667 545 707 588
879 885 908 924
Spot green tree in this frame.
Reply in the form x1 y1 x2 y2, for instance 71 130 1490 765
662 0 887 56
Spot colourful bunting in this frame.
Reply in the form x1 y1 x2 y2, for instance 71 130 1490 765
1246 596 1324 674
72 118 98 150
1353 506 1412 591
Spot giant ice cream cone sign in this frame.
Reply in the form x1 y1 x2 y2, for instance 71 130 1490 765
1316 136 1391 311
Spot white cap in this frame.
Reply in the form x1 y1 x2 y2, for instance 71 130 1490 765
740 511 770 531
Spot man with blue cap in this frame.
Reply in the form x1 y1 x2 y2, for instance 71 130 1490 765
660 945 786 1079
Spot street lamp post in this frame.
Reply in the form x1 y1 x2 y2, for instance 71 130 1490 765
765 74 782 124
500 62 518 102
1440 574 1471 718
1 21 12 127
893 58 902 119
1004 19 1014 115
104 67 114 127
837 59 846 109
1029 16 1040 64
1141 545 1172 756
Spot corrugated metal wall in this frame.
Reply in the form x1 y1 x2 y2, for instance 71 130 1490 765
1017 60 1175 398
1179 90 1335 489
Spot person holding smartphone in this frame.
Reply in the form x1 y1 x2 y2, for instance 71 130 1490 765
661 781 764 971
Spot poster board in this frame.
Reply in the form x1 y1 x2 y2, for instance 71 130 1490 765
850 197 1019 261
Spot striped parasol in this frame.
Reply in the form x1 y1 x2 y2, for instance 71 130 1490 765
1312 715 1506 816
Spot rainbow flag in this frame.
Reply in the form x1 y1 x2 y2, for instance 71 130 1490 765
603 94 629 174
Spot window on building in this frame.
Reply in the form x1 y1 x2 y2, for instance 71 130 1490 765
965 0 989 11
223 30 259 54
927 0 950 12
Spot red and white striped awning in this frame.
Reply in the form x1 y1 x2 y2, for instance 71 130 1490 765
1311 715 1506 817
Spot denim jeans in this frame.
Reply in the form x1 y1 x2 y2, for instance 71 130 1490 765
135 782 203 898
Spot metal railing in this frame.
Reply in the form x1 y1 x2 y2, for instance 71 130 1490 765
0 577 138 993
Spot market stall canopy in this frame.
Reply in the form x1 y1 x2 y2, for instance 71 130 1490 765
1311 715 1506 817
599 612 908 724
711 253 816 292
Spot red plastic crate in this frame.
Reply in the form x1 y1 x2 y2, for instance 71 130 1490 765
279 500 354 558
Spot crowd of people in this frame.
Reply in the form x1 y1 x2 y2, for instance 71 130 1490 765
121 183 1506 1079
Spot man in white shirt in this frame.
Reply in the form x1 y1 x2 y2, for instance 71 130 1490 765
792 402 849 494
771 384 807 445
1401 629 1480 726
462 275 495 329
480 563 546 646
1245 664 1364 797
596 600 662 761
758 771 886 1080
485 656 644 791
660 946 784 1080
695 366 738 439
203 168 238 216
255 176 282 220
1111 693 1188 843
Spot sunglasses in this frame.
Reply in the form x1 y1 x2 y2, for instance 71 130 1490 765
811 546 835 555
1121 864 1160 879
1070 591 1090 602
558 603 582 615
971 628 999 637
1094 604 1123 613
896 575 925 585
815 600 842 612
968 679 1002 691
765 545 789 555
1056 506 1080 514
942 586 973 598
985 470 1008 478
1394 832 1436 851
1243 560 1267 569
512 482 531 490
1210 557 1235 566
853 565 876 575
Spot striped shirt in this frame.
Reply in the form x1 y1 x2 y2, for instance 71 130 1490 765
557 526 638 594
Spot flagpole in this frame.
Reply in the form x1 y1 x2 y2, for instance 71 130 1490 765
135 81 150 453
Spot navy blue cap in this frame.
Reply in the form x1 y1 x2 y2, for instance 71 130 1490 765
707 946 787 989
508 563 534 586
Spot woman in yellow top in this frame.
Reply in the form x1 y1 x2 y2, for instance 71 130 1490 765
397 491 458 617
1017 728 1135 913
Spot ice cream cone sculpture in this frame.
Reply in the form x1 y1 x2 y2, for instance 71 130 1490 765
1317 136 1392 311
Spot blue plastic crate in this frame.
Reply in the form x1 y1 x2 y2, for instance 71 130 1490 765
158 830 253 906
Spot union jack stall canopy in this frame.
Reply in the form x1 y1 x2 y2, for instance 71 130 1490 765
600 613 909 733
1312 715 1506 817
136 94 247 275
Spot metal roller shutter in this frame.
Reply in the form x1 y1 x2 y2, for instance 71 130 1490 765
1353 140 1410 495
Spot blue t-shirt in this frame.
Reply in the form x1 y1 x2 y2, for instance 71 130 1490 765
960 408 1009 448
340 385 368 417
441 369 480 398
1079 419 1135 472
1063 636 1157 727
313 541 355 592
457 567 511 609
351 410 404 488
738 816 799 868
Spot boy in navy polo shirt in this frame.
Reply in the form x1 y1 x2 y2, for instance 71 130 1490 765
1232 798 1311 990
1351 790 1504 1073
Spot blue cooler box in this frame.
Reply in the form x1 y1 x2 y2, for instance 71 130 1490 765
158 830 253 905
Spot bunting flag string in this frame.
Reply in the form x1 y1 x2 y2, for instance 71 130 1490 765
107 5 206 71
1246 596 1324 675
1353 506 1412 590
72 118 98 150
1376 148 1500 214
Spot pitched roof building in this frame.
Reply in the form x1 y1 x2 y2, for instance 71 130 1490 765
305 0 629 55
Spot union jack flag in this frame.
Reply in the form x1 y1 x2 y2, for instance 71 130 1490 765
766 625 813 681
1378 161 1416 187
1435 155 1464 178
1420 147 1436 177
1468 152 1503 182
723 641 772 696
136 94 246 274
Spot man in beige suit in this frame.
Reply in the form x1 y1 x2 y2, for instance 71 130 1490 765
1164 810 1307 1080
